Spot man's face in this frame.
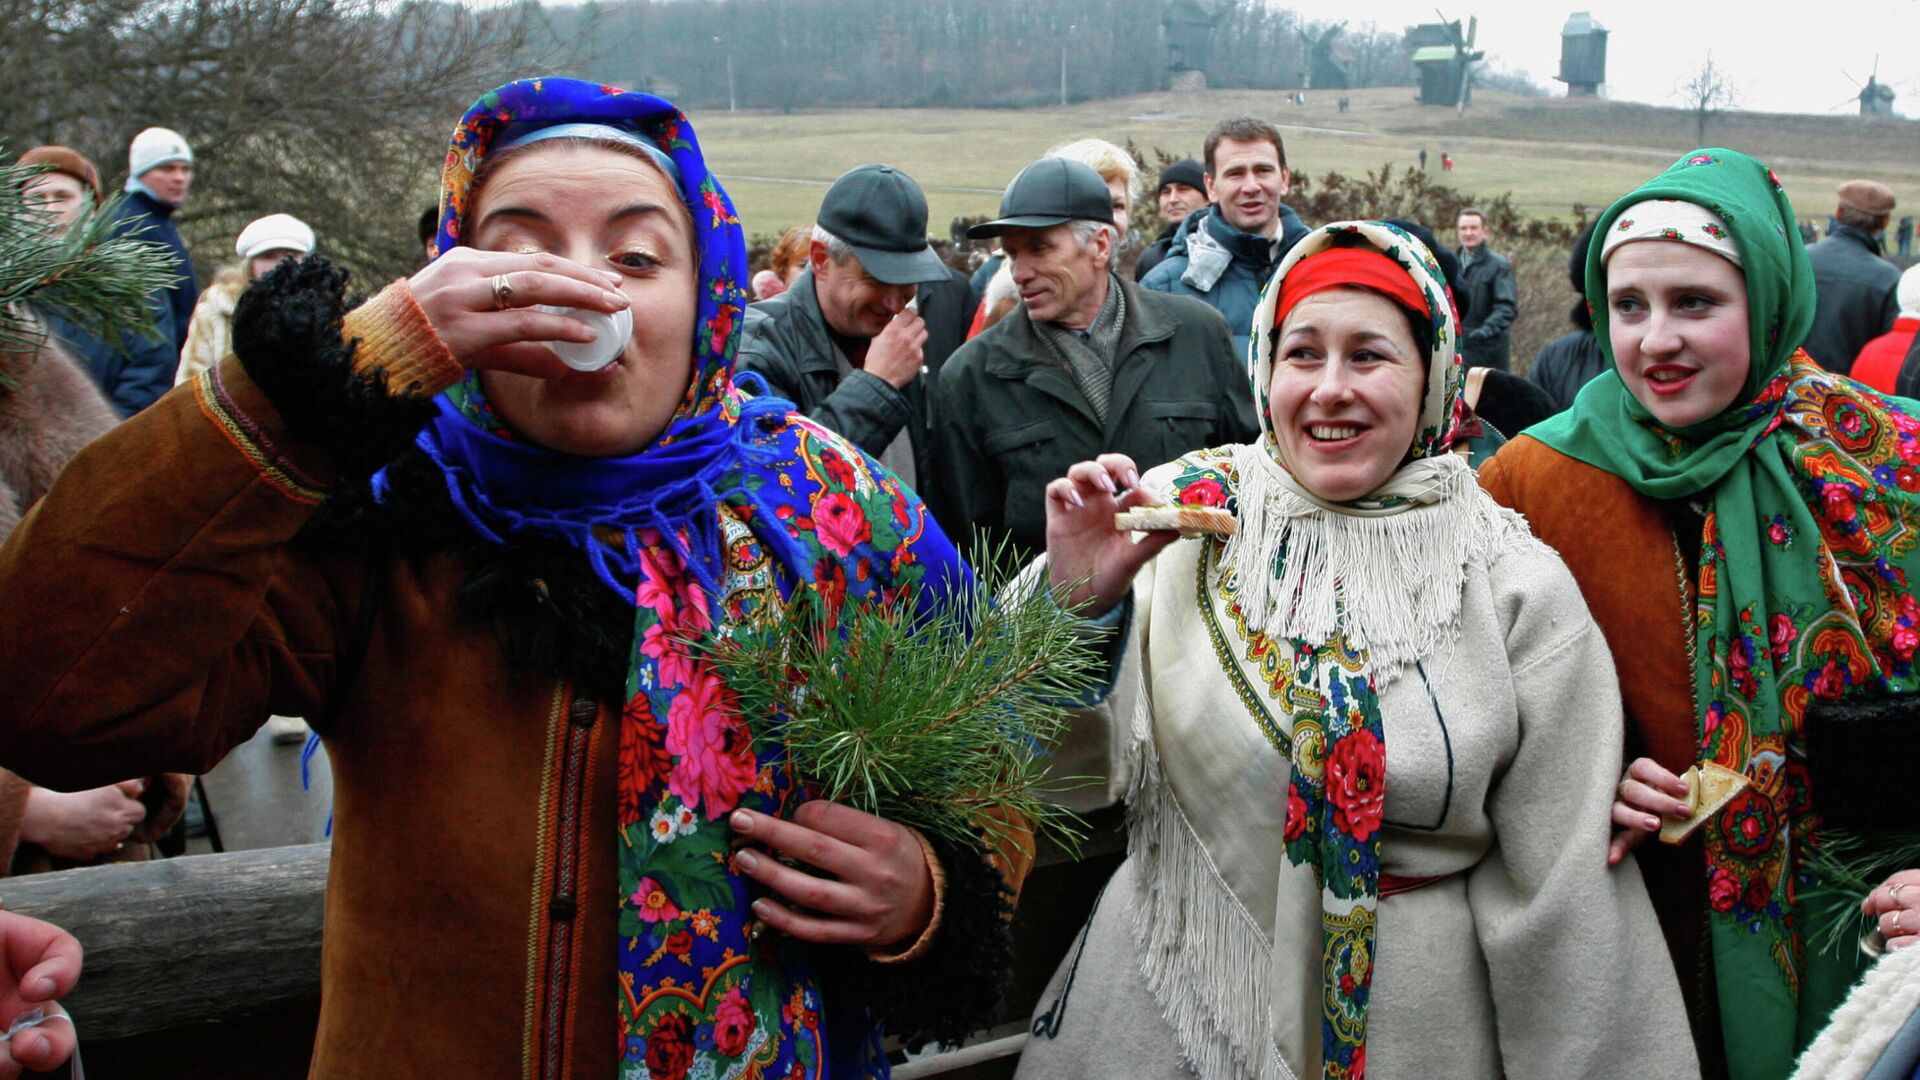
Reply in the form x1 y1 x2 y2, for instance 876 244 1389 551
1456 213 1487 251
23 173 87 233
1002 223 1110 330
1158 181 1207 226
1204 137 1291 237
141 161 193 206
811 243 914 339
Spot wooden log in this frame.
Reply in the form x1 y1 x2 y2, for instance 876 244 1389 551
0 844 328 1040
0 810 1122 1045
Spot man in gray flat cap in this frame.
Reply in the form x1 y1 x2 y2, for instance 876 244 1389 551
938 157 1257 557
1804 179 1901 374
740 163 965 523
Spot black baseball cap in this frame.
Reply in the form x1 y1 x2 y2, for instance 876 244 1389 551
966 158 1114 239
817 164 949 285
1157 158 1205 193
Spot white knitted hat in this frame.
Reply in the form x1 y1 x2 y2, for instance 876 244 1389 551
128 127 193 178
234 214 316 259
1899 263 1920 320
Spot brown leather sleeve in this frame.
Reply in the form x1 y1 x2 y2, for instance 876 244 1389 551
0 357 357 790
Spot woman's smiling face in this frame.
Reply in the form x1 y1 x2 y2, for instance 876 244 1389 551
1606 240 1752 429
1266 287 1428 502
467 143 699 457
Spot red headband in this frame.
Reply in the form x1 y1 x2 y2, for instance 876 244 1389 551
1274 247 1431 332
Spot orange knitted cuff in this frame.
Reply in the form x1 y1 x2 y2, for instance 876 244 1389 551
344 279 462 396
867 828 947 966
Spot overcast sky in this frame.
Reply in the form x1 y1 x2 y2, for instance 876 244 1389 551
1282 0 1920 117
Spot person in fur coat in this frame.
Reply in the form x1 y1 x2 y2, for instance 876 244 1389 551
0 319 191 874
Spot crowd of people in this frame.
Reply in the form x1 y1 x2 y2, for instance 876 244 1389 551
1 74 1919 1079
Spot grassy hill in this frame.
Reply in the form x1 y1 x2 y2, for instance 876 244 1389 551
694 86 1920 238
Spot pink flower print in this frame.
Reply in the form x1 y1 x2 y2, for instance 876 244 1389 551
665 670 757 818
632 876 680 923
1708 870 1739 913
1894 626 1920 663
1770 613 1798 662
713 986 757 1057
641 619 702 690
813 491 872 557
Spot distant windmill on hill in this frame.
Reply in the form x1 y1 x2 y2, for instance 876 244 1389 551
1831 59 1900 117
1405 12 1484 110
1301 22 1355 90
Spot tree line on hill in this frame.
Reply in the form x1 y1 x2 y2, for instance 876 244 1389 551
537 0 1425 110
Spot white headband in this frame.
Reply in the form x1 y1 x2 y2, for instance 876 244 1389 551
1601 199 1742 268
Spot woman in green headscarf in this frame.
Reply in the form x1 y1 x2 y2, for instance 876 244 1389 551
1481 149 1920 1079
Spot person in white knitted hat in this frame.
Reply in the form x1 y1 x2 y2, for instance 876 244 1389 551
112 127 199 384
177 213 317 388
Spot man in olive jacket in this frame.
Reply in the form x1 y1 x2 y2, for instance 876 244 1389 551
739 165 958 525
940 158 1258 557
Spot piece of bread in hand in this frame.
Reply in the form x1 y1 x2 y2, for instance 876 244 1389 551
1113 505 1237 537
1658 763 1749 845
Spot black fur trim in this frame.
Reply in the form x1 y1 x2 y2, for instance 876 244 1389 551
304 445 636 705
816 832 1017 1051
231 256 437 481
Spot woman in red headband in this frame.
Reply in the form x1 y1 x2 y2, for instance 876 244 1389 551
1021 221 1697 1079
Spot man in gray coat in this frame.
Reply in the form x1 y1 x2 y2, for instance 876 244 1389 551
940 158 1258 557
738 164 957 523
1803 180 1901 375
1455 207 1519 371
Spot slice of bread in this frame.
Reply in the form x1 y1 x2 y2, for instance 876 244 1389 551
1658 763 1750 845
1113 505 1237 537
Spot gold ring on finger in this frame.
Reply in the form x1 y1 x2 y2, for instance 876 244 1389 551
1893 882 1909 904
492 273 514 311
1894 909 1906 937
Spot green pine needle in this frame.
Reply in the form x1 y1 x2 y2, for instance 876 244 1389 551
1803 829 1920 958
701 543 1099 856
1 148 179 387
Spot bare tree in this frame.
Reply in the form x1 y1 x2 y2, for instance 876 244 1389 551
1675 52 1740 147
0 0 545 284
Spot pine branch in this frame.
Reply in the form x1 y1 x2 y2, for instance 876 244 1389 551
701 544 1099 855
1802 829 1920 958
1 148 179 386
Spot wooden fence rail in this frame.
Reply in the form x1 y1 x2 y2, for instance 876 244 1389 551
0 814 1122 1077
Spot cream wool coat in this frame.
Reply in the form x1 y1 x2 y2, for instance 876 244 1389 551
1018 472 1701 1080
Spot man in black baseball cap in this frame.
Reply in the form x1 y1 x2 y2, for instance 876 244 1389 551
741 164 971 526
938 158 1257 556
1134 158 1208 282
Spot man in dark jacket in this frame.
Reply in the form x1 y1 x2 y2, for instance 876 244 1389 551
941 158 1258 556
1528 220 1609 413
738 164 957 524
1132 158 1208 283
1454 207 1518 371
1140 118 1310 361
1803 180 1900 375
114 128 198 364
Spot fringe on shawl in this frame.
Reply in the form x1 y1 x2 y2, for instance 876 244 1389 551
1123 702 1298 1080
1220 444 1531 676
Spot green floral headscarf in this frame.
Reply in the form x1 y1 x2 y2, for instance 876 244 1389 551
1534 149 1920 1078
